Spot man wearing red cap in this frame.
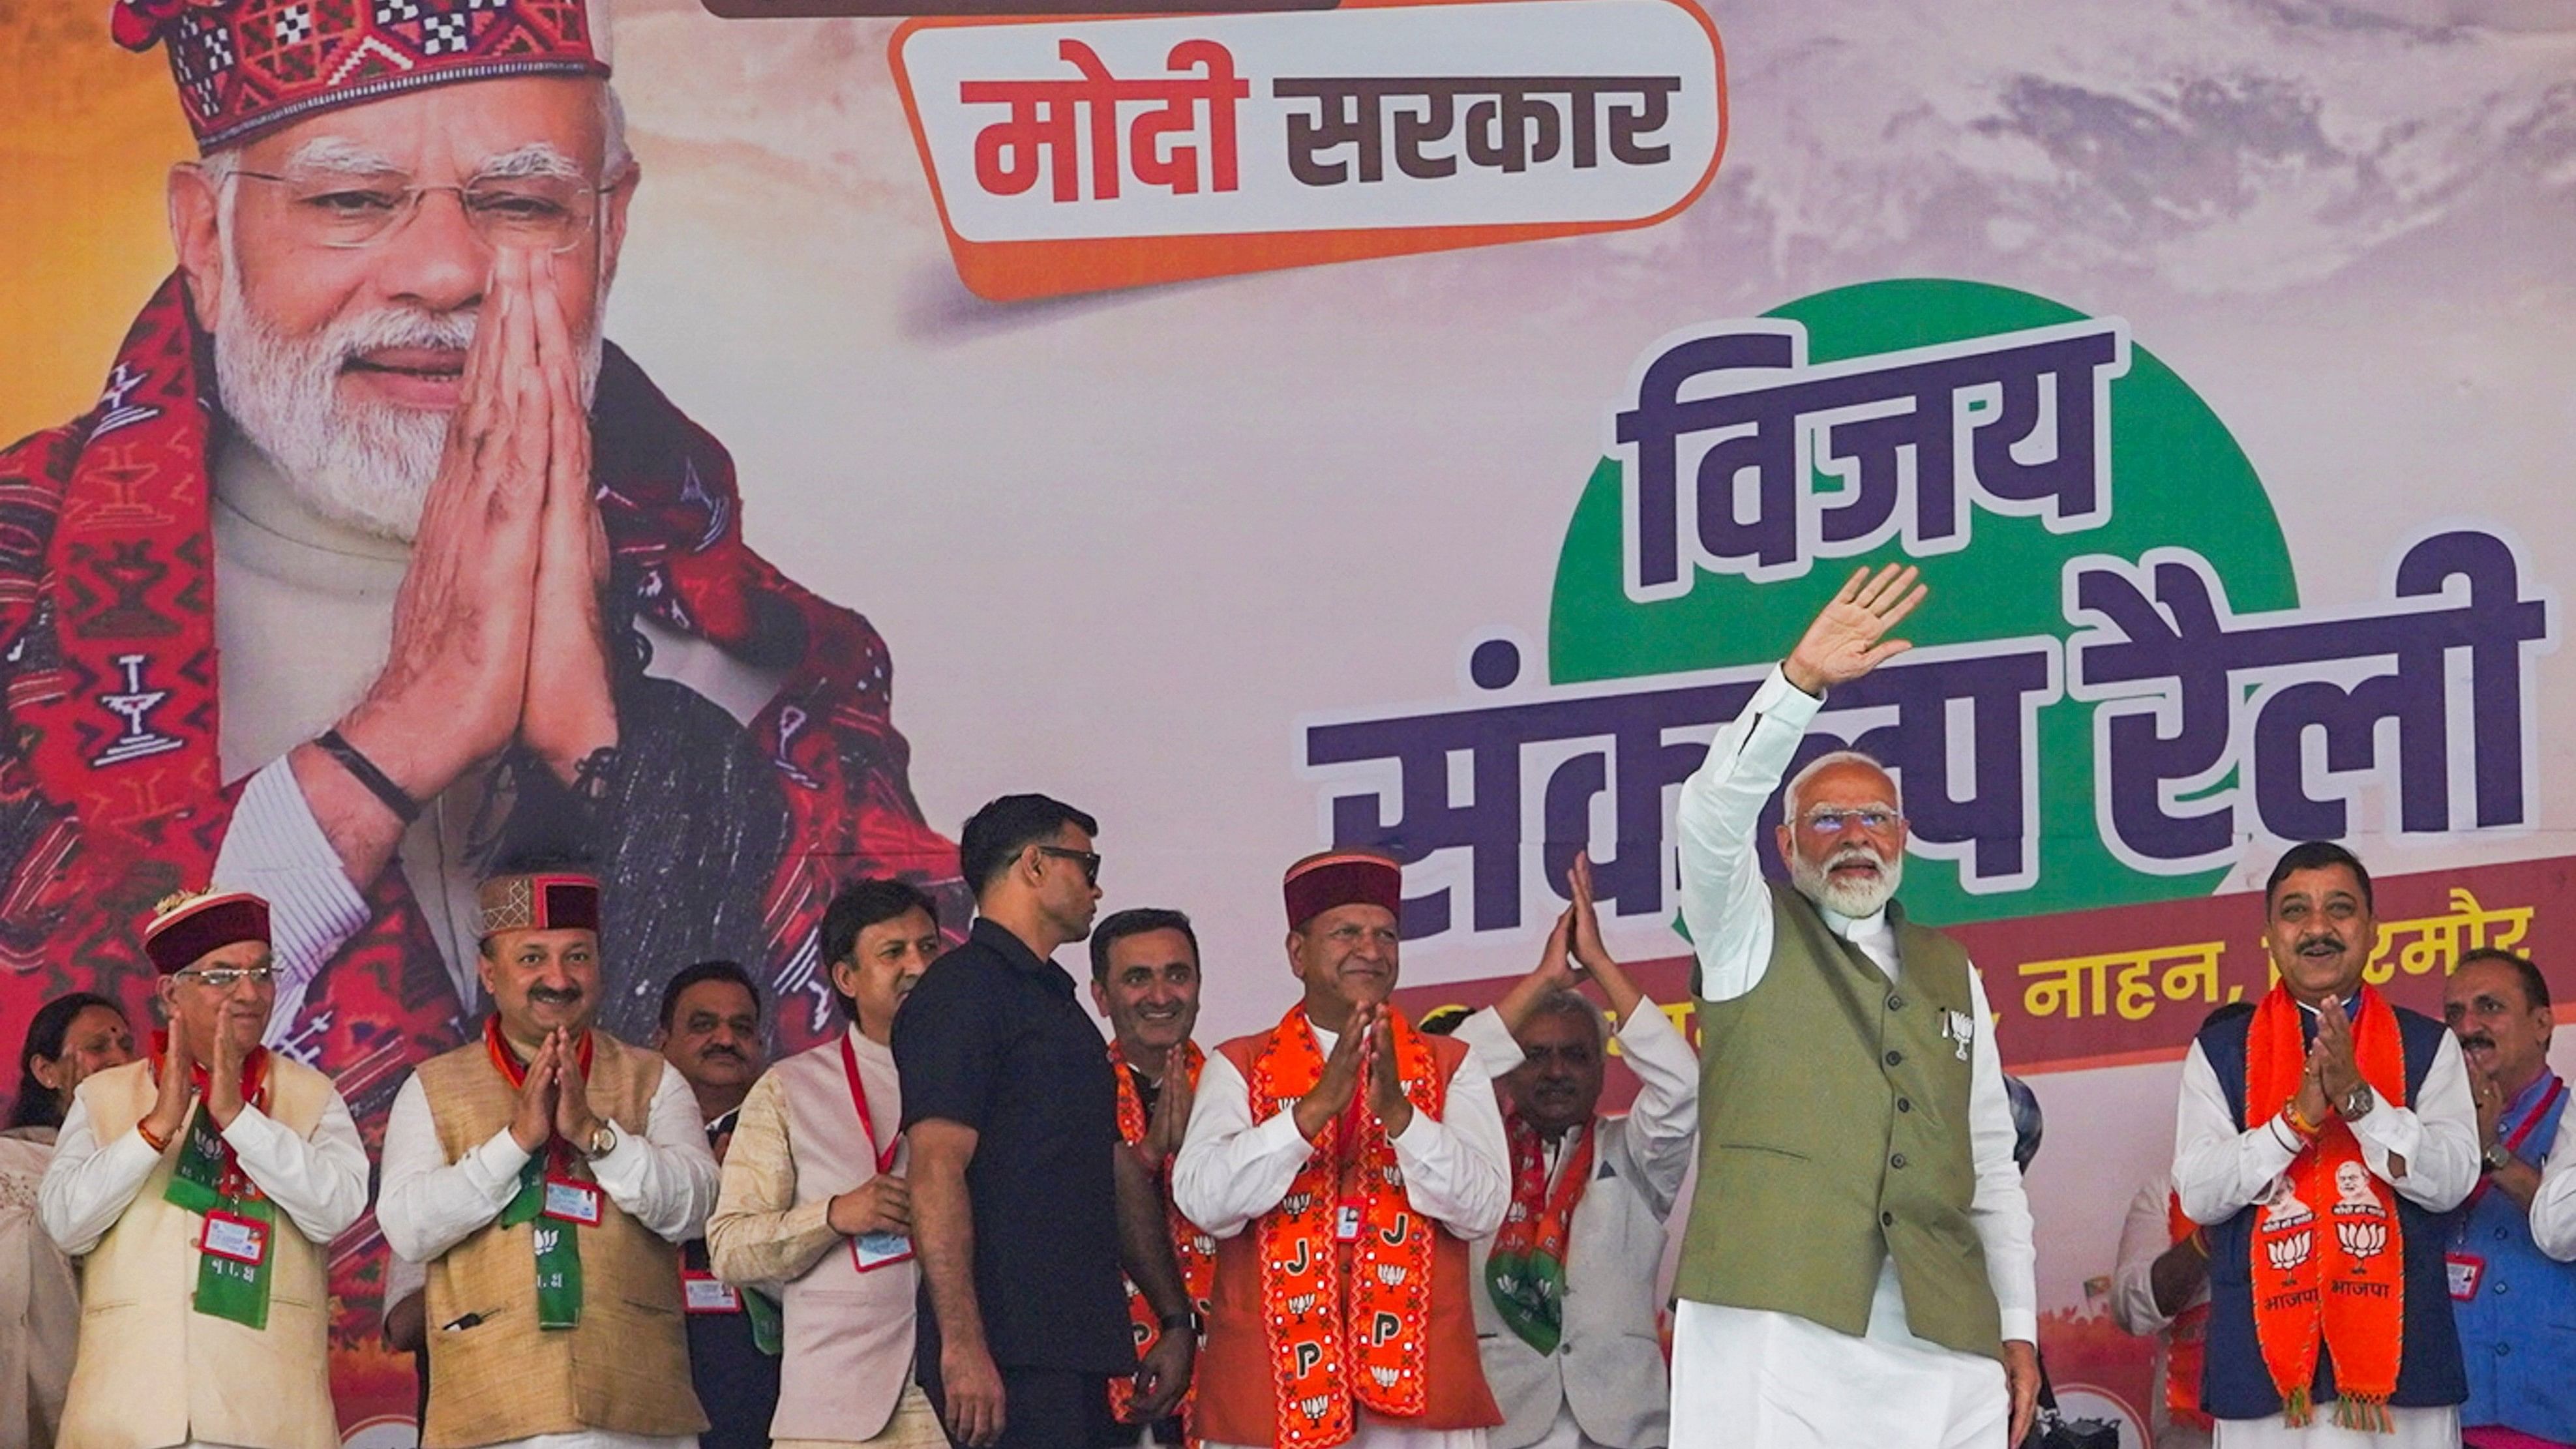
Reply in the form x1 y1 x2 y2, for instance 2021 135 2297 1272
36 889 370 1449
1173 850 1510 1449
0 0 959 1358
376 868 721 1449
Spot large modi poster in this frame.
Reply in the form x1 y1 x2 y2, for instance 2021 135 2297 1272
2 0 2570 1442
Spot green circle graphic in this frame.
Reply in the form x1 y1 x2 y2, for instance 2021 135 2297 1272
1547 278 2298 923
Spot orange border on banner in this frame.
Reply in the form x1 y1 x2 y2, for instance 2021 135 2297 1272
890 0 1730 301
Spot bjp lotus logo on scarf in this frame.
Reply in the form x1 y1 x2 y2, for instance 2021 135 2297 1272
2331 1162 2392 1259
2266 1231 2316 1272
2258 1175 2318 1271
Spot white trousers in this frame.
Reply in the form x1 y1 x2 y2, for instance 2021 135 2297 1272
1669 1300 2007 1449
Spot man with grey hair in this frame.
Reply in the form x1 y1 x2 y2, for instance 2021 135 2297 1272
0 0 956 1379
1454 853 1697 1449
1664 563 2039 1449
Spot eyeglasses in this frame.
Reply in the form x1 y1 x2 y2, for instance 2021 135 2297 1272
1035 846 1102 886
1801 808 1903 834
228 168 612 253
174 964 277 991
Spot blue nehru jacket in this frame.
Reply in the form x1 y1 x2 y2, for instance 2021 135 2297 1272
2193 1002 2467 1420
2453 1071 2576 1442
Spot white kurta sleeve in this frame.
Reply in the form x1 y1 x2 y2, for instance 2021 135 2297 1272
2110 1177 2187 1336
1964 968 2037 1343
215 757 374 1036
1608 1000 1700 1217
1450 1008 1523 1080
1389 1050 1512 1239
2346 1032 2478 1213
2174 1041 2300 1227
222 1088 370 1243
376 1073 530 1264
1675 666 1819 1003
587 1066 720 1245
2530 1119 2576 1262
35 1095 162 1256
1172 1049 1312 1239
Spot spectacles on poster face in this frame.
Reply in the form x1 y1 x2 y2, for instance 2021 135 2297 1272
228 168 612 253
1035 845 1102 886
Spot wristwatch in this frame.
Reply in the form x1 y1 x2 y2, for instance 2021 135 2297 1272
584 1122 619 1159
2485 1142 2515 1174
1159 1309 1205 1336
2340 1084 2376 1121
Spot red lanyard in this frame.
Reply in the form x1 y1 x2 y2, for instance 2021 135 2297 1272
2466 1073 2564 1214
839 1033 901 1175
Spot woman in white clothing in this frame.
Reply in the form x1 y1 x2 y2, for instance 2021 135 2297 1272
2 992 134 1449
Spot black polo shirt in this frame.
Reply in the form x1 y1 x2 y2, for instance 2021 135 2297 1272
893 916 1134 1375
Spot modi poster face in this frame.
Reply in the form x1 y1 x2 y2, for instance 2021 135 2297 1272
2 0 2568 1440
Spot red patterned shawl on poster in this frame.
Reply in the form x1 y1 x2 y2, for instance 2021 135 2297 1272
0 274 959 1350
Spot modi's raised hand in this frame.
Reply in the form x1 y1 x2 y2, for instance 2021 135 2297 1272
1782 563 1926 696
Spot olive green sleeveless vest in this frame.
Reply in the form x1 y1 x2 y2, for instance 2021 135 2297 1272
1675 883 2003 1360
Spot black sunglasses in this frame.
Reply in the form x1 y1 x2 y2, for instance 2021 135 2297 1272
1034 845 1101 886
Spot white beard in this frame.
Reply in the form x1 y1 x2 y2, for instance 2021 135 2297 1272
211 265 605 543
1790 843 1904 919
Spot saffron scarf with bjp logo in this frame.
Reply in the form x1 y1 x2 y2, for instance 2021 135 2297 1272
1109 1038 1214 1442
1244 1005 1445 1449
2243 983 2408 1431
1485 1110 1595 1355
2162 1192 2214 1434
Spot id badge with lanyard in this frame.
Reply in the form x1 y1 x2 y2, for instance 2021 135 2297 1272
841 1034 914 1271
2449 1075 2565 1302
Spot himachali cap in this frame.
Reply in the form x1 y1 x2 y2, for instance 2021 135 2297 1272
477 871 603 938
143 889 273 975
111 0 610 154
1283 849 1403 931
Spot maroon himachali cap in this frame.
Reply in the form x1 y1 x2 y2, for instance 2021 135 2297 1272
476 872 603 938
1283 848 1403 931
143 889 273 974
110 0 609 154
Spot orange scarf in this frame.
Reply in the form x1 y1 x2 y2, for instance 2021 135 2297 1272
2162 1191 2213 1433
1109 1039 1214 1441
1246 1006 1445 1449
2244 984 2407 1431
1486 1111 1595 1354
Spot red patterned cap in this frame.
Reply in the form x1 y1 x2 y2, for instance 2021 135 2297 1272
112 0 610 154
477 871 602 937
1282 849 1403 931
143 889 273 974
